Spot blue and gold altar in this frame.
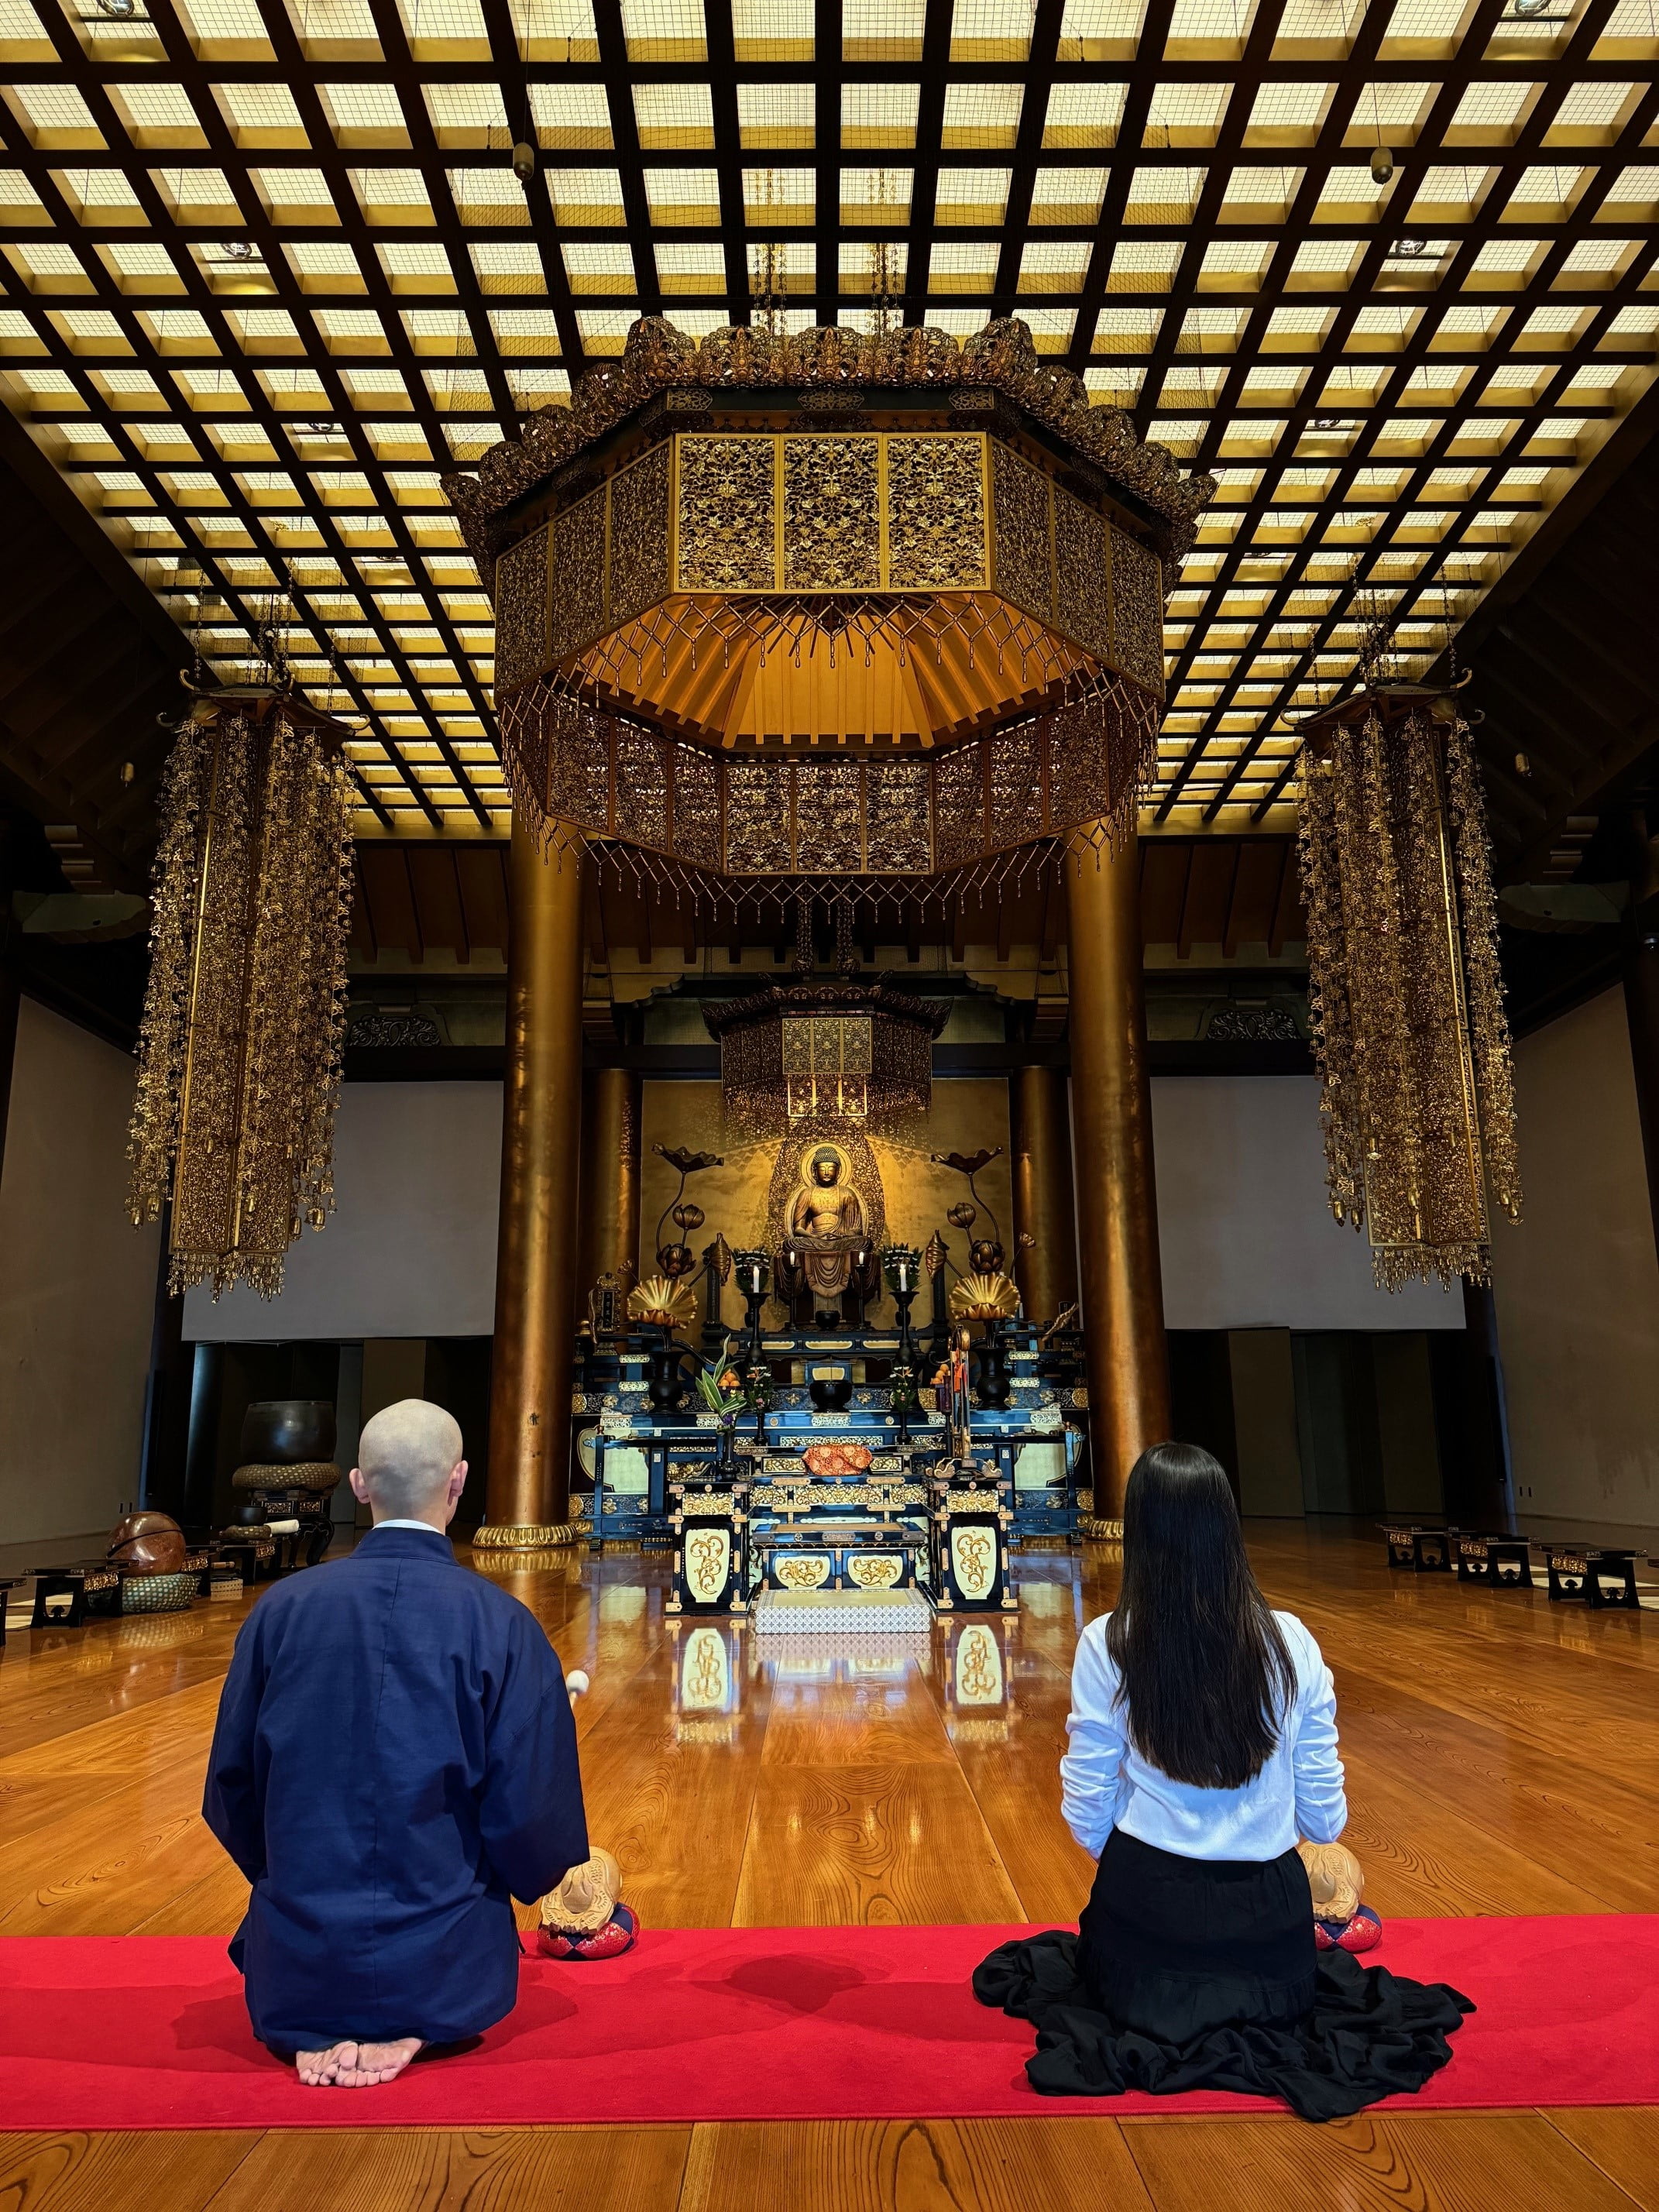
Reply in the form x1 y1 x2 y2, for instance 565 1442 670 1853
574 1141 1087 1620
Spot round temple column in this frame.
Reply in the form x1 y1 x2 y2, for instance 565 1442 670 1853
1065 829 1170 1530
479 826 586 1551
578 1065 642 1297
1624 810 1659 1266
1009 1064 1079 1328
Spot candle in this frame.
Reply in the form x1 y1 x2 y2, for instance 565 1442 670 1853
898 1264 908 1292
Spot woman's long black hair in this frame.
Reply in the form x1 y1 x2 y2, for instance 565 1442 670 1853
1104 1441 1297 1790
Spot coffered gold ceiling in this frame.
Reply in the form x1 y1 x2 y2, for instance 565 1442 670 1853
3 0 1655 835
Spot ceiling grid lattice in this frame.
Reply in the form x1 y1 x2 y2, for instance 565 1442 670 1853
2 0 1656 833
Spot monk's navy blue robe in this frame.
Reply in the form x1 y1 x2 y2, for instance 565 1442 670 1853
203 1523 587 2051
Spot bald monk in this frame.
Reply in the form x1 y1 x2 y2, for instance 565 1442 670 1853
204 1399 587 2087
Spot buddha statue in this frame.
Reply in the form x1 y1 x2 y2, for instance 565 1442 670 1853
781 1142 874 1328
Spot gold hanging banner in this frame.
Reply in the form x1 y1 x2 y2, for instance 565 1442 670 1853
127 691 356 1299
1297 685 1521 1291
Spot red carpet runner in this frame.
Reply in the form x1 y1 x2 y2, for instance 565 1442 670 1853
1 1917 1653 2130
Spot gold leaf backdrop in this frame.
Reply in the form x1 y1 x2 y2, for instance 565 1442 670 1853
635 1079 1015 1328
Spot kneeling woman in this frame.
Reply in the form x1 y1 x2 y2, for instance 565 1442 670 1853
976 1443 1470 2121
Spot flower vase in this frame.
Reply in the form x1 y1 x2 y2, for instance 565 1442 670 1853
647 1338 685 1411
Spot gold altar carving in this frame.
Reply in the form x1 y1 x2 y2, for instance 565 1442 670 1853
775 1554 832 1591
683 1527 733 1603
753 1479 926 1510
950 1526 998 1603
847 1555 905 1592
1298 685 1521 1290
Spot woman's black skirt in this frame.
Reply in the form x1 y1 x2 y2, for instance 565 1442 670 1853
974 1829 1472 2122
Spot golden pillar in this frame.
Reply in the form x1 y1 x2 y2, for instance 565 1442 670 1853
478 826 586 1550
1010 1065 1079 1328
1065 830 1170 1528
578 1066 642 1295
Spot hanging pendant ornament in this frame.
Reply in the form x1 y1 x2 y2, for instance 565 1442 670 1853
127 689 356 1298
1297 683 1520 1290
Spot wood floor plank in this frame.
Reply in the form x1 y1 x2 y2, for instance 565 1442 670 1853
733 1764 1025 1925
0 2129 258 2212
1119 2111 1641 2212
195 2127 692 2212
760 1662 958 1768
677 2118 1156 2212
1542 2108 1659 2210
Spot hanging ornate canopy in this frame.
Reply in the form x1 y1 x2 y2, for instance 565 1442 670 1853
127 690 356 1299
453 317 1214 878
1297 685 1521 1292
704 976 948 1137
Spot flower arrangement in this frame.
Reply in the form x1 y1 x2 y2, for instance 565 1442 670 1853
695 1334 747 1430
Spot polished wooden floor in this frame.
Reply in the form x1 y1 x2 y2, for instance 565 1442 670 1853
2 1521 1656 2211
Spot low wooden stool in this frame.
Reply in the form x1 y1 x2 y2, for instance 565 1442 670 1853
29 1562 122 1629
1542 1544 1641 1609
1381 1523 1451 1572
1456 1534 1534 1588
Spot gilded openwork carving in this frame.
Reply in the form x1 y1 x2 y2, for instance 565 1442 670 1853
782 435 881 591
677 434 777 592
1053 487 1111 664
864 758 933 874
933 745 984 871
493 525 549 692
549 486 606 661
792 759 864 874
1108 526 1166 700
725 759 792 874
886 434 987 590
544 696 611 832
608 440 672 630
1047 694 1115 833
989 724 1044 850
614 726 668 850
990 441 1053 621
670 745 721 868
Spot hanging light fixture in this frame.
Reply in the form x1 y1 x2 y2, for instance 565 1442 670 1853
1297 683 1521 1290
702 898 946 1135
127 689 356 1297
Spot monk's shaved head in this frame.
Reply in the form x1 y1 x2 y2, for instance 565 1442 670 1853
356 1399 464 1519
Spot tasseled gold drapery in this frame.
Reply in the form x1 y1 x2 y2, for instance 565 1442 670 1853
127 692 356 1298
1297 688 1520 1291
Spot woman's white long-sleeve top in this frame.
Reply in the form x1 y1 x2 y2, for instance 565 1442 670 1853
1060 1608 1348 1862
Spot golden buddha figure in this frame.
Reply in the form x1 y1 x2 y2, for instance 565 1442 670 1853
785 1143 868 1324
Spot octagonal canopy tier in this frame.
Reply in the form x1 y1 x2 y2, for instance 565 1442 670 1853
463 317 1214 877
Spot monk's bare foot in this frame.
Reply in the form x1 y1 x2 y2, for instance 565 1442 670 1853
295 2036 422 2087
